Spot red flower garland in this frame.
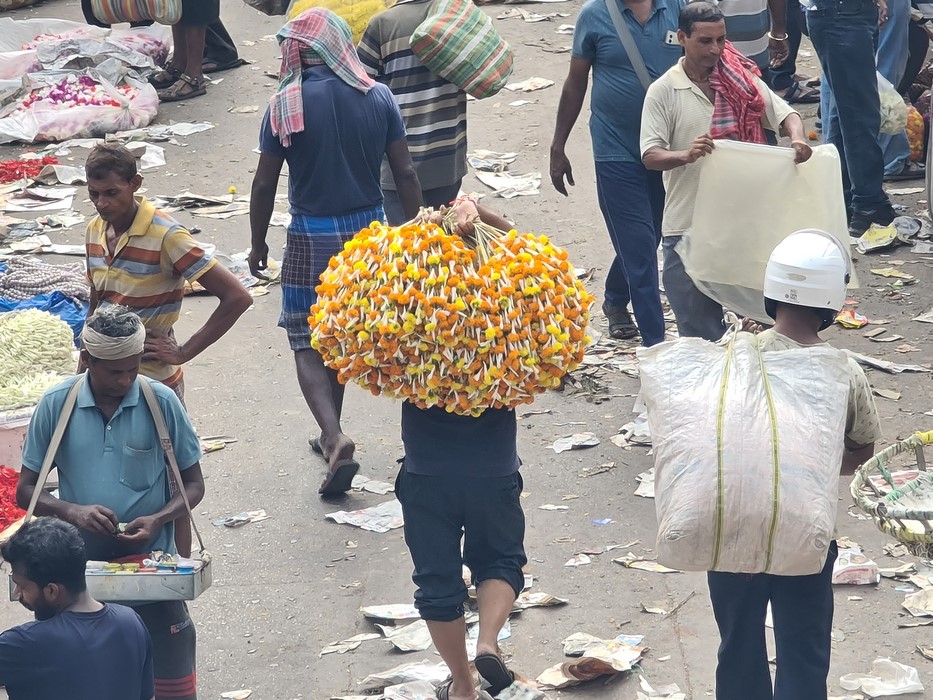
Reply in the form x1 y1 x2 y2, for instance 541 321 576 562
0 466 26 532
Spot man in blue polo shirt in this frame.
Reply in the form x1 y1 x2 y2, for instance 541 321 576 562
550 0 683 346
17 306 205 700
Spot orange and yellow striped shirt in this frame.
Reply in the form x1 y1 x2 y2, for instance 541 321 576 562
85 196 216 387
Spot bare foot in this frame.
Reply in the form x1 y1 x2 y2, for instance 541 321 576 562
322 433 355 472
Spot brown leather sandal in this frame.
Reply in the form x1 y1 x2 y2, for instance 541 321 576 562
158 74 207 102
149 66 181 90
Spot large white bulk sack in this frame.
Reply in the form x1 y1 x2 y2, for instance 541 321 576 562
637 332 850 575
681 140 853 323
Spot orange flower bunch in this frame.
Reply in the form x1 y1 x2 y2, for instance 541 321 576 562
309 218 593 415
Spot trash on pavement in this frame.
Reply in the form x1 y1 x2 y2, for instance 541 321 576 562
468 150 517 172
912 241 933 253
613 553 681 574
382 681 441 700
497 7 569 21
377 620 434 652
917 646 933 662
616 415 651 447
894 344 921 353
884 542 910 557
320 632 381 657
592 518 612 525
562 632 607 656
839 658 924 696
514 591 568 609
228 105 259 113
32 164 86 185
887 187 925 195
902 588 933 617
536 634 648 689
539 503 569 511
872 388 902 401
360 603 420 621
871 267 916 283
864 327 887 338
914 308 933 324
220 691 253 700
475 171 541 198
564 554 592 567
494 682 546 700
555 23 575 33
504 77 554 92
636 676 687 700
351 474 394 495
211 509 270 528
325 500 404 533
856 224 899 253
641 601 668 615
846 350 932 374
359 661 450 692
832 548 880 585
580 461 616 477
836 308 869 329
869 334 904 343
635 468 655 498
552 432 599 453
0 185 75 213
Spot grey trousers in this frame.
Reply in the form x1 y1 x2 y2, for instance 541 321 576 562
661 235 726 342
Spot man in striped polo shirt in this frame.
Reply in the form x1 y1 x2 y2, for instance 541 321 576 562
359 0 468 224
83 142 252 555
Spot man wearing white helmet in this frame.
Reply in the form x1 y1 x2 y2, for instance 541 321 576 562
706 229 882 700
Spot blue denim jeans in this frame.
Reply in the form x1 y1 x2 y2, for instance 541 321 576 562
707 542 838 700
877 0 912 175
808 0 889 215
595 161 666 346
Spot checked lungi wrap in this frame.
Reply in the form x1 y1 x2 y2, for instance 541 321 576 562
279 206 385 351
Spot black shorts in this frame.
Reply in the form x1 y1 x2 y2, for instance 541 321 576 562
395 467 527 622
179 0 220 26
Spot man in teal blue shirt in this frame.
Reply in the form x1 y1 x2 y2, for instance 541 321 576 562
550 0 684 346
17 305 204 700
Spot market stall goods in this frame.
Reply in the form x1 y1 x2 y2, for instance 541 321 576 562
0 309 77 411
310 217 593 415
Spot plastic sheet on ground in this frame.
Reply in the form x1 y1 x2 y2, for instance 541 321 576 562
514 591 568 609
840 658 924 696
325 499 403 533
613 553 681 573
537 634 648 689
552 432 599 453
377 620 433 652
382 681 439 700
832 549 880 585
475 171 541 198
846 350 932 374
320 632 380 657
350 474 394 495
359 661 450 692
634 468 655 498
902 588 933 617
637 676 686 700
360 603 420 621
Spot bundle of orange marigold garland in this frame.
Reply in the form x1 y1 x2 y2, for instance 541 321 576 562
309 214 594 415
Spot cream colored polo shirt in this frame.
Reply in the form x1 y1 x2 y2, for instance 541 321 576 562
639 59 798 236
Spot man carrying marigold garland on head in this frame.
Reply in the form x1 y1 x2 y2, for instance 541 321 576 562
394 197 528 700
248 8 423 497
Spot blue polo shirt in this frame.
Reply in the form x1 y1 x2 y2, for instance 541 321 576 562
22 375 201 561
573 0 684 162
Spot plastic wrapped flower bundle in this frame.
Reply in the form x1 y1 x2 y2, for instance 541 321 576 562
310 215 594 415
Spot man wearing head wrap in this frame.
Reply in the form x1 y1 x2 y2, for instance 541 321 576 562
17 306 205 700
248 9 423 497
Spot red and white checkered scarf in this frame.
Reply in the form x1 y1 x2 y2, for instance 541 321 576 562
708 41 767 144
269 9 376 147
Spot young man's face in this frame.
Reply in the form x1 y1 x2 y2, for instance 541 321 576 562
84 352 143 400
10 565 57 621
87 172 142 224
679 20 727 69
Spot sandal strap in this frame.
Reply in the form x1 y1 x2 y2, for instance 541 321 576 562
179 73 205 87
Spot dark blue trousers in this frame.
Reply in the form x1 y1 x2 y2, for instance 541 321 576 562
707 542 838 700
595 161 666 346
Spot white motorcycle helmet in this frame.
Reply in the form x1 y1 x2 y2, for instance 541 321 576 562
763 229 850 330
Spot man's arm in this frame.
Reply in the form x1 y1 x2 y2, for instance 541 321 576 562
118 462 205 546
642 136 715 171
549 57 591 196
767 0 789 67
143 264 252 367
386 138 423 221
16 468 119 535
842 439 874 476
248 152 286 278
778 112 813 163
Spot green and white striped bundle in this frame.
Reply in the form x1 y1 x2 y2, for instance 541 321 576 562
0 309 76 411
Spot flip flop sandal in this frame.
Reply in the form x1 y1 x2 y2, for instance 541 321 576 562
780 81 820 104
319 459 360 496
309 437 325 458
435 680 453 700
158 74 207 102
149 66 181 89
203 57 248 73
602 302 638 341
474 654 514 696
884 163 926 182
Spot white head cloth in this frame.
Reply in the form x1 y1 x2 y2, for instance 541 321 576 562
81 323 146 360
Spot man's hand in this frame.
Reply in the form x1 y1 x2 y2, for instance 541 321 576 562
248 242 270 280
683 134 715 165
68 504 119 536
878 0 889 24
116 515 160 544
791 140 813 164
768 34 789 68
143 330 187 365
549 148 575 196
445 200 482 237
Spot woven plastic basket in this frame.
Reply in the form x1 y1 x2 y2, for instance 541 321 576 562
850 430 933 558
